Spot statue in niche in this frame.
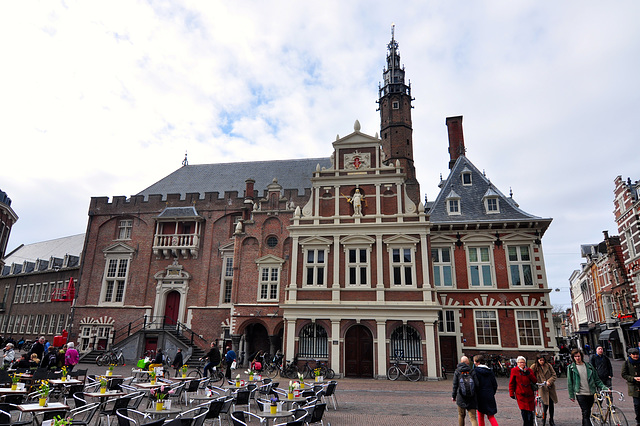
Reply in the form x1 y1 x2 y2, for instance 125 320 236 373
346 189 365 216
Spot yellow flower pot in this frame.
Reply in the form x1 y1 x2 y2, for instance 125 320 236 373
39 398 47 407
61 376 66 382
287 393 293 400
270 404 277 414
300 382 304 389
249 375 253 381
108 371 113 376
236 381 240 387
182 373 187 378
100 387 106 394
150 379 156 385
156 401 163 411
11 384 17 391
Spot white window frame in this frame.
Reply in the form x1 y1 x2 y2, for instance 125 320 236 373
220 254 234 305
258 266 280 301
447 198 461 215
20 285 27 303
474 309 501 347
26 284 34 303
462 172 472 186
389 246 416 286
467 246 494 287
431 247 454 287
515 310 543 348
100 256 130 305
41 283 49 302
345 247 370 286
20 315 28 334
508 245 534 287
438 309 457 333
26 315 34 334
34 314 42 335
42 315 49 335
33 283 41 304
13 285 21 303
118 219 133 240
7 316 14 334
57 314 66 334
304 248 328 287
627 229 636 258
484 197 499 214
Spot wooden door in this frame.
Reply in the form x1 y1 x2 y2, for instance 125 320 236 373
440 336 457 372
344 325 374 377
164 291 180 325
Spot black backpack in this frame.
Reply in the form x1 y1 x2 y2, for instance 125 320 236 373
458 371 475 397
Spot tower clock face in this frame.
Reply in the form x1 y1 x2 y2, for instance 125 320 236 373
344 151 371 171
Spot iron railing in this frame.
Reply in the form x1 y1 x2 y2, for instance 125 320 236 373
111 315 207 348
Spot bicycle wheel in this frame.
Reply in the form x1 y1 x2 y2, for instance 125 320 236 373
96 355 105 366
535 397 544 419
406 365 421 382
590 414 605 426
188 369 202 378
286 365 299 379
264 363 278 379
609 407 629 426
118 355 125 366
387 366 400 381
325 368 335 380
212 369 226 385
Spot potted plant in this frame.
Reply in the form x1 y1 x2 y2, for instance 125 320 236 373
107 364 115 376
287 381 294 400
149 385 174 411
297 372 305 389
270 396 278 414
181 365 188 378
235 374 241 387
10 374 19 391
99 377 108 394
245 368 255 381
52 416 72 426
149 370 157 385
60 366 68 381
314 368 323 383
38 380 50 406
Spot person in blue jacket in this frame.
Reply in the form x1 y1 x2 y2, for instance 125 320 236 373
224 345 236 379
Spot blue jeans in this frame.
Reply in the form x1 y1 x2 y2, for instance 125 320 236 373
203 362 216 378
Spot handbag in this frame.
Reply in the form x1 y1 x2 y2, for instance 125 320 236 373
231 360 237 370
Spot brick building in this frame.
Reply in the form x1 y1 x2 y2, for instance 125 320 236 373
0 234 83 343
71 32 555 378
0 189 18 271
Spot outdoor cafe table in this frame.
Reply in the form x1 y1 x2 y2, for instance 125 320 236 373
142 405 182 419
258 410 293 426
18 402 70 425
131 369 151 379
49 379 83 386
0 386 27 396
281 395 308 410
134 382 164 389
84 390 127 400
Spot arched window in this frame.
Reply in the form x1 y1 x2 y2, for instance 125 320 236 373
298 323 328 358
390 325 422 362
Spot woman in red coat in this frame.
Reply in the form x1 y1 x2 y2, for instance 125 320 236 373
509 356 536 426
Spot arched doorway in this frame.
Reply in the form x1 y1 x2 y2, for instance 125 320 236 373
243 323 270 365
164 291 180 325
345 324 374 377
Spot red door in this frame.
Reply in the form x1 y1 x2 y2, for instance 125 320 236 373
164 291 180 325
344 325 374 377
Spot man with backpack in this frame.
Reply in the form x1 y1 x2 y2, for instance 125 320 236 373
452 355 479 426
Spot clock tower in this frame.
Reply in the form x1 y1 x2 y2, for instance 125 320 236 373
378 26 420 204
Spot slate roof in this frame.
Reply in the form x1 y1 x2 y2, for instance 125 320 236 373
137 158 332 199
429 156 551 227
2 234 85 276
157 207 201 219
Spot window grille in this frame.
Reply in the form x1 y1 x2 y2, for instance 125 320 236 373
390 325 423 362
298 323 328 358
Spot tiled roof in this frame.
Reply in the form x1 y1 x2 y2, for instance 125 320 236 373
157 207 201 219
137 157 332 199
429 156 551 225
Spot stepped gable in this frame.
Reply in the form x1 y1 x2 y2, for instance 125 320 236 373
429 156 549 225
137 157 332 200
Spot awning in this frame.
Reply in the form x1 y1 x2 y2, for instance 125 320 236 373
599 329 619 341
630 319 640 330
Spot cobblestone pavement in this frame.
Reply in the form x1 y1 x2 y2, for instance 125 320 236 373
83 358 638 425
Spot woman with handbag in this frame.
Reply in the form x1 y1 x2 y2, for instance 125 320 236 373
509 356 536 426
530 353 557 426
567 348 607 426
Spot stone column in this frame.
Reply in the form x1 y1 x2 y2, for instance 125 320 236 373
377 320 387 378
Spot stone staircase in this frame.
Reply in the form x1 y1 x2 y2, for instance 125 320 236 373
171 329 206 367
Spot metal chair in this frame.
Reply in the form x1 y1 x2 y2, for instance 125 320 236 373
0 403 31 425
202 398 225 426
175 405 208 426
67 401 100 426
73 391 88 408
229 410 266 426
98 395 133 426
303 403 326 426
232 389 252 413
320 381 337 410
63 383 86 404
115 408 156 426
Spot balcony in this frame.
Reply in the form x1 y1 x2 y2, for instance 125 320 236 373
153 233 200 259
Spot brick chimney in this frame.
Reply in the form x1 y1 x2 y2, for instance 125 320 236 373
446 116 465 169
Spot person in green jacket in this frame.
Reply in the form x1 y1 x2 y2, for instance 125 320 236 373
567 348 608 426
621 347 640 426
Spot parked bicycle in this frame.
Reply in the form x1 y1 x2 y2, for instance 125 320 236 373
261 352 284 379
299 358 335 380
387 356 422 381
95 347 125 366
187 359 226 384
591 389 628 426
534 382 545 426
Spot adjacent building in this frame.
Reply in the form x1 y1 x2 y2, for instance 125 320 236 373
0 189 18 271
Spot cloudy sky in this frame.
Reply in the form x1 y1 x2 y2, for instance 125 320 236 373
1 1 638 309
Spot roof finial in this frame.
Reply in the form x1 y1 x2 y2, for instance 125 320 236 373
391 23 395 42
182 151 188 167
509 187 513 198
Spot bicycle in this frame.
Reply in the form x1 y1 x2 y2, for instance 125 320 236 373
187 359 225 384
591 389 628 426
95 347 125 366
534 382 546 426
299 359 336 380
261 352 283 379
387 357 422 381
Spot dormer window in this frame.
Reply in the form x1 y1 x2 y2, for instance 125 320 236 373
392 101 399 109
483 188 500 214
446 189 461 216
462 172 472 185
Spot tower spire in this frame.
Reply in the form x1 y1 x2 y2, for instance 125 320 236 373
378 26 419 204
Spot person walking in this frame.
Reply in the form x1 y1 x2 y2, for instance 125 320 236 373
530 354 557 426
590 345 613 387
473 354 499 426
200 342 221 378
451 355 478 426
568 348 608 426
171 348 184 377
28 336 46 360
224 345 236 380
64 342 79 372
509 356 536 426
621 347 640 425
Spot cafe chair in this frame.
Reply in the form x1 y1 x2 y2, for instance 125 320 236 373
184 379 201 405
166 382 185 408
303 403 326 426
98 394 133 426
218 396 234 423
67 401 100 426
232 389 252 413
320 382 337 410
175 405 208 426
127 391 146 410
73 391 88 408
109 377 125 391
230 410 266 426
0 393 25 404
47 370 62 379
0 403 31 426
115 408 161 426
202 398 225 426
70 368 88 383
63 384 85 404
0 369 10 386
